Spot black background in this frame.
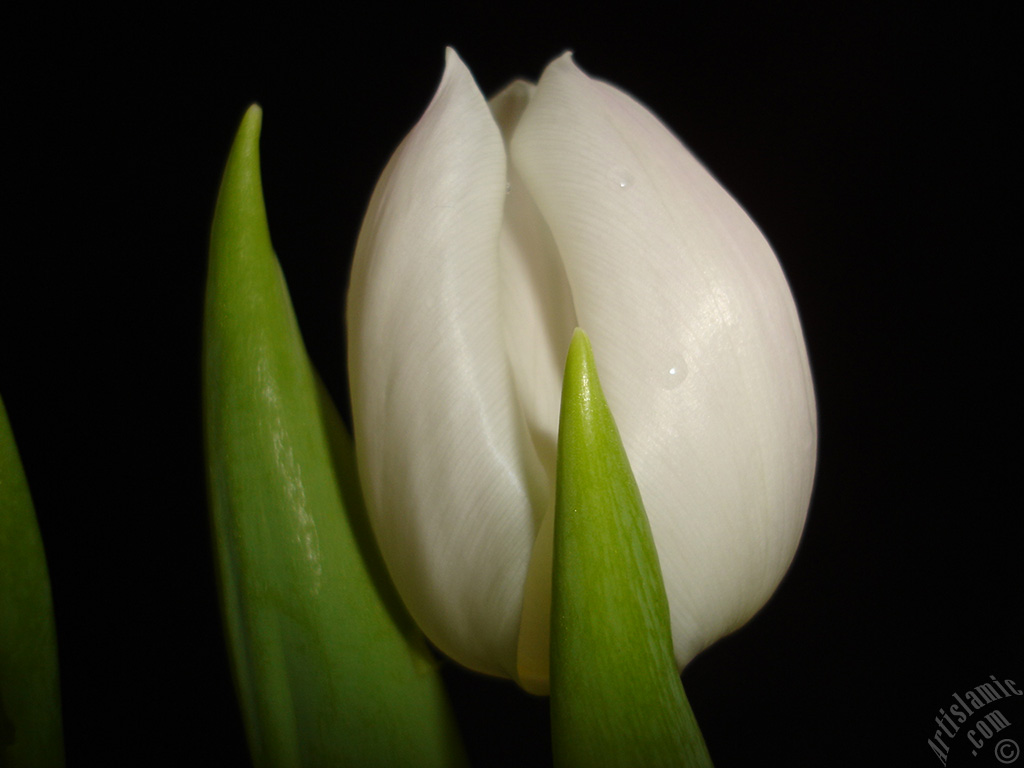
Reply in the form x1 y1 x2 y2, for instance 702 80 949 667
3 4 1019 766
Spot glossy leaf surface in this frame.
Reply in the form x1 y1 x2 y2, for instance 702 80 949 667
550 330 712 768
204 105 466 768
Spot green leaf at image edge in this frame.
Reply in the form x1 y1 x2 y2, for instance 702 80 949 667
0 393 64 768
550 329 713 768
203 104 466 768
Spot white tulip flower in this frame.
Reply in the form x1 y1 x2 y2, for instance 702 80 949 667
346 49 817 694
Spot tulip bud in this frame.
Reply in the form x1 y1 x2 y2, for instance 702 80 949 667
347 49 816 694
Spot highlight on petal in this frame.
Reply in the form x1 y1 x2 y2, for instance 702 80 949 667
510 52 817 667
347 49 542 681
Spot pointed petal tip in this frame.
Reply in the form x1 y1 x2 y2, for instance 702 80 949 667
532 52 593 106
429 47 483 111
548 50 580 75
442 46 470 81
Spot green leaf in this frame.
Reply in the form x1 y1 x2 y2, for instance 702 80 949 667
0 393 64 768
203 104 467 768
550 329 713 768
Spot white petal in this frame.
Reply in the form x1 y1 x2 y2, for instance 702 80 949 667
488 81 579 691
511 53 817 667
347 49 542 680
490 80 576 491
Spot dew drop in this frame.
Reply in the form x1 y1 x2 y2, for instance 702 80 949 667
661 359 688 390
505 182 512 195
608 165 634 189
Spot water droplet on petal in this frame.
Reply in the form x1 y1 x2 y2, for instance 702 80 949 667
608 165 634 189
661 359 687 390
505 182 512 195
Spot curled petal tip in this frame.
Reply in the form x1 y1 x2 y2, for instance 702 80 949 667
546 50 581 77
442 47 471 83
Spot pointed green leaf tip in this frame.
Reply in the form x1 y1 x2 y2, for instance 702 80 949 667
0 393 64 768
550 329 713 768
203 105 466 768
